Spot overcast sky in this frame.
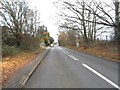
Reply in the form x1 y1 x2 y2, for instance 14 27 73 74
27 0 59 42
26 0 119 41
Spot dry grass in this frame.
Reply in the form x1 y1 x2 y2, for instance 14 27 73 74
66 43 119 62
0 48 44 85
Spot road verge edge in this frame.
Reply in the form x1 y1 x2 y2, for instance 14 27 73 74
20 47 50 88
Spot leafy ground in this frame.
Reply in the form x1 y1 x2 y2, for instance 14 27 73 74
66 43 120 62
0 48 44 85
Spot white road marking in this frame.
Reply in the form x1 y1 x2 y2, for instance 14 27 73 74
63 51 66 54
68 55 75 60
68 55 79 61
70 55 79 61
63 50 69 55
64 52 67 54
62 49 78 60
66 52 69 54
82 63 120 89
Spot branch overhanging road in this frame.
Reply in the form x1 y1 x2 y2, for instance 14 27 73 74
23 46 119 88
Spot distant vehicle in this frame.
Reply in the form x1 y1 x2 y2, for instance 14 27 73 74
51 44 54 47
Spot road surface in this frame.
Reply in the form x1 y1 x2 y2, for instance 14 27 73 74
24 46 119 88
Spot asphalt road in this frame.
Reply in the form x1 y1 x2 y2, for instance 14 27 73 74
24 46 119 88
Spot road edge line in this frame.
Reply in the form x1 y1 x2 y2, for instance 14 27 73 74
82 63 120 89
20 48 50 88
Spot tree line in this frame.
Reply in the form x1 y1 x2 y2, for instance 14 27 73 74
54 0 120 46
0 0 53 57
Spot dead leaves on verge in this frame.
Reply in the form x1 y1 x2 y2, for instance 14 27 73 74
67 45 119 62
0 48 44 85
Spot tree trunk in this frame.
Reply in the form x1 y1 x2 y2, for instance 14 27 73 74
82 1 88 43
114 1 120 58
114 2 119 41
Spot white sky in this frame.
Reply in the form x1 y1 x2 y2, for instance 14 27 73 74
27 0 59 42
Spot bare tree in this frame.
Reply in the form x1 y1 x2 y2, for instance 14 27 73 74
0 0 29 46
54 0 120 42
0 0 41 46
54 0 107 44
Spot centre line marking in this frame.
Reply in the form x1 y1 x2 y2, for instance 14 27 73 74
82 63 120 89
70 55 79 61
63 51 67 54
68 55 79 61
65 51 69 54
68 55 72 58
63 51 69 55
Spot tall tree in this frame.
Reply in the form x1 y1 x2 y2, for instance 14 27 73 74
54 0 119 44
0 0 29 46
114 1 120 41
0 0 41 46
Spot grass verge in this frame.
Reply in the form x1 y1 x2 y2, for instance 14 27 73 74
0 48 45 85
66 45 120 62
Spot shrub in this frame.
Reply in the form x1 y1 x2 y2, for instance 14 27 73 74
2 45 20 57
20 35 40 51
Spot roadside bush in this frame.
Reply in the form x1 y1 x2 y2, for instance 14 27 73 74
2 34 41 57
20 35 40 51
2 45 20 57
3 37 17 46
